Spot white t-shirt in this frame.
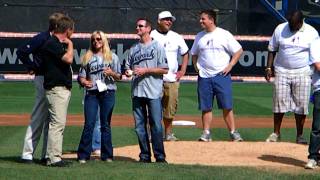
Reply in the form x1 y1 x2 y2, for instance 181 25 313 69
310 38 320 92
190 27 242 78
150 30 189 82
268 22 319 70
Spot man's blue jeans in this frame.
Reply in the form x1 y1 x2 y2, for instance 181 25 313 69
308 90 320 160
132 96 166 161
78 90 115 160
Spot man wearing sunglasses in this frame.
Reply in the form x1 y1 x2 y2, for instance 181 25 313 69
150 11 189 141
125 18 168 163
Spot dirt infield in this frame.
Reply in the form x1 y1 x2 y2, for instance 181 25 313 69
0 114 312 128
1 114 315 171
62 141 313 172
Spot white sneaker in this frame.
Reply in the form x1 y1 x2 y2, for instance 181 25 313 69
78 159 86 164
266 133 280 142
104 158 113 162
305 159 317 169
198 132 212 142
230 130 243 142
165 133 178 141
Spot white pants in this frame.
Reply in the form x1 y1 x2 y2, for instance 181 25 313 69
21 76 49 160
46 86 71 164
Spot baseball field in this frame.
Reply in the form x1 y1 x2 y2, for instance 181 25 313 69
0 81 319 179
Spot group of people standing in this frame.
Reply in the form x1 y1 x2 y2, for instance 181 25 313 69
17 9 243 167
17 13 75 167
17 9 320 169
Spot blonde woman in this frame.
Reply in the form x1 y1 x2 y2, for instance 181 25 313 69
77 31 121 163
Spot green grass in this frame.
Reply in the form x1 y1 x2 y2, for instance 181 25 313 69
0 126 319 180
0 81 311 117
0 81 317 179
0 81 273 115
233 83 273 116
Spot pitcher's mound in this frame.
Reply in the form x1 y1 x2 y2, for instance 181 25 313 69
63 141 308 168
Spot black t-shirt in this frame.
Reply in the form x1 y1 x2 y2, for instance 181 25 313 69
41 35 73 90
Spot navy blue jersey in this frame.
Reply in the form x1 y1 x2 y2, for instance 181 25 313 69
16 31 51 75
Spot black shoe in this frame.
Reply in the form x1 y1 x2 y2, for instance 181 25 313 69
40 158 48 164
156 159 168 163
20 159 33 164
47 160 71 167
138 159 151 163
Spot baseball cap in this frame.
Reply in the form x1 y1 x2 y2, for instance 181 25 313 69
158 11 176 22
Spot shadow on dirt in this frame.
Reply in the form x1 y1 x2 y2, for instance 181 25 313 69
258 154 305 167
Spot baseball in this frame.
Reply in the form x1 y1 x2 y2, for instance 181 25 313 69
127 70 133 76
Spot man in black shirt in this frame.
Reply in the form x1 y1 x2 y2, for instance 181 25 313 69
41 15 74 167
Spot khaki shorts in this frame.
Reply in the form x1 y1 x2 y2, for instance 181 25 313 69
162 82 179 120
273 72 311 115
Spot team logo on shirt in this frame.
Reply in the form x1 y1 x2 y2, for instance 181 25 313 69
131 48 155 65
206 40 213 47
88 58 109 74
292 36 300 43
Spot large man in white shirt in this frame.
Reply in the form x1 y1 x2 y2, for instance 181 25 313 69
150 11 189 141
265 10 319 144
190 10 243 142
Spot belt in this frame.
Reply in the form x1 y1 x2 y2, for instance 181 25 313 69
86 89 115 95
45 86 71 91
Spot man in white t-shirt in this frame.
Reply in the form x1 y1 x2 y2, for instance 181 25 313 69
150 11 189 141
190 10 243 142
265 10 319 144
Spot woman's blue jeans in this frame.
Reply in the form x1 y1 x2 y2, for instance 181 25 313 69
92 109 101 151
78 90 115 160
132 96 166 161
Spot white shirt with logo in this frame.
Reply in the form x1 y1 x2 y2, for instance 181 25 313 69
190 27 242 78
150 30 189 82
268 22 319 71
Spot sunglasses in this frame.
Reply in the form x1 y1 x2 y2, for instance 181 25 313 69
91 37 102 42
136 24 146 28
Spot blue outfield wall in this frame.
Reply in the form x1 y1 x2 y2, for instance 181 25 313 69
0 37 269 76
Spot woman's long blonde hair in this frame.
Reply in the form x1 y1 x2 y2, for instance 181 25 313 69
81 30 112 66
